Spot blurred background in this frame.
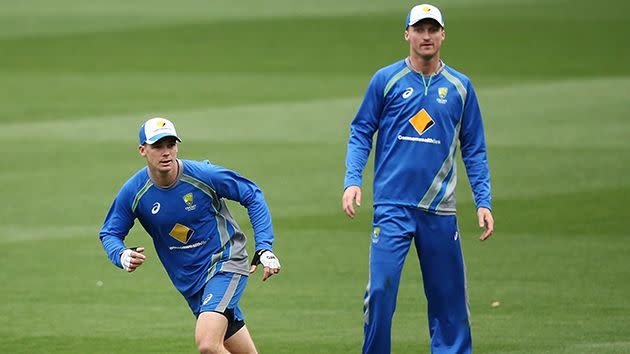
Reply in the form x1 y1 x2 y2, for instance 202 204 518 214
1 0 629 353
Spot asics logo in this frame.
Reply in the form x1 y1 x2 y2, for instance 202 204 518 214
202 293 213 305
454 231 459 241
151 202 161 214
402 87 413 99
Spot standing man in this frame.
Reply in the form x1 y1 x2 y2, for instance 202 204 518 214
342 4 494 353
100 117 281 354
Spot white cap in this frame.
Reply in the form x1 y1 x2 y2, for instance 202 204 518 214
406 4 444 28
138 117 181 145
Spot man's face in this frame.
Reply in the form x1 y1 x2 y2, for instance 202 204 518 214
139 136 178 174
404 20 445 60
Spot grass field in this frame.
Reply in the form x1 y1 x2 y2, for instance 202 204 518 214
1 0 630 353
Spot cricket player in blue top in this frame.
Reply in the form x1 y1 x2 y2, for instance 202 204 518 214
342 4 494 353
100 117 281 354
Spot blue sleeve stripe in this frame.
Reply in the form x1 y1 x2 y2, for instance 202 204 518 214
418 121 462 210
131 180 153 213
383 67 411 97
441 69 467 109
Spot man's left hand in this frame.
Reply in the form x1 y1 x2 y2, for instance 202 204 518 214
249 250 281 281
477 208 494 241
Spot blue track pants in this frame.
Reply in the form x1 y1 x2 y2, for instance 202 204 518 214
363 205 471 354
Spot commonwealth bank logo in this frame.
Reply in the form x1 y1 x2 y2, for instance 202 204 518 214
408 109 435 136
169 223 194 244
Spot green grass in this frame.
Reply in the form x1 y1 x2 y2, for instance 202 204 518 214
1 0 629 353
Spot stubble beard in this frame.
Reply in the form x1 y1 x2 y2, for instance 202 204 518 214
416 45 439 62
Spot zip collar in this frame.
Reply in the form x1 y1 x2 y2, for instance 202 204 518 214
405 58 445 96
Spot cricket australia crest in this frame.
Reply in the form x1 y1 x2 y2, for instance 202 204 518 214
183 193 197 211
437 87 448 104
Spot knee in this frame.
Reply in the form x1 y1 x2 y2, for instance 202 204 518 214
369 275 397 298
368 283 386 300
197 339 225 354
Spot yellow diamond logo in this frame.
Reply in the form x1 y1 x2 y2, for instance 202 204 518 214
169 223 194 244
409 109 435 136
423 6 431 12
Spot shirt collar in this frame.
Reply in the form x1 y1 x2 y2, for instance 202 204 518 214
405 57 445 76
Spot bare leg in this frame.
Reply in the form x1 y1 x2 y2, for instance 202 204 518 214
195 312 230 354
224 325 258 354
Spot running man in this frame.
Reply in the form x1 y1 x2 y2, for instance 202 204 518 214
100 117 280 354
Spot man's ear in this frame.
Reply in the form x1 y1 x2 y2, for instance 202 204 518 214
404 30 410 42
138 144 146 157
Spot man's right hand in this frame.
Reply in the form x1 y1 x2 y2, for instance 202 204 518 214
120 247 146 272
342 186 362 219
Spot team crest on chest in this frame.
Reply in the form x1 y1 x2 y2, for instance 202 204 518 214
437 87 448 104
183 193 197 211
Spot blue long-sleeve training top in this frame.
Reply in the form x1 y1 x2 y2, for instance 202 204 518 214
344 58 491 215
100 159 274 298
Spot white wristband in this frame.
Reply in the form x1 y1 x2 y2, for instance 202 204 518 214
259 251 281 269
120 249 133 272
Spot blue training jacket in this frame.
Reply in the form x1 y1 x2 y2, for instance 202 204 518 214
344 58 491 215
100 159 274 298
